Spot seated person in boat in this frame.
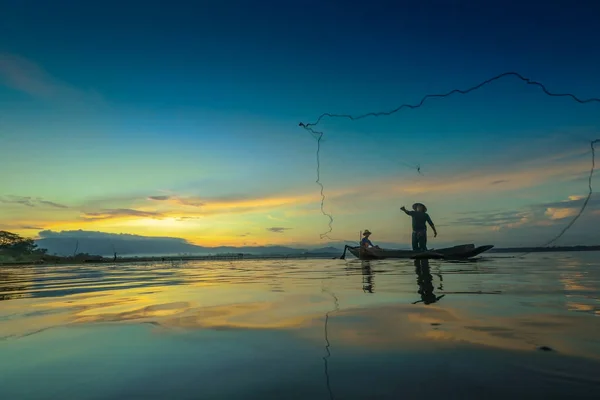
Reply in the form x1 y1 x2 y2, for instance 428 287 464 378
400 203 437 251
360 230 381 250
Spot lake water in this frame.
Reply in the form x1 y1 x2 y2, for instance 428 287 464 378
1 252 600 399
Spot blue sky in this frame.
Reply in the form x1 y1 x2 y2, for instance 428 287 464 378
1 0 599 248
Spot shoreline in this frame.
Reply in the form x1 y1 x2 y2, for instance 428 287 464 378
0 253 337 267
1 246 599 267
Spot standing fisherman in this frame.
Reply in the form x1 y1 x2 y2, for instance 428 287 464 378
400 203 437 251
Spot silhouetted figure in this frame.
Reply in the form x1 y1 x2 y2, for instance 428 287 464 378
113 252 117 262
361 261 374 293
360 229 381 250
413 259 445 304
400 203 438 251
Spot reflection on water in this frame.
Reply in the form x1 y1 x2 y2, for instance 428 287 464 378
361 261 374 293
1 253 600 399
413 258 445 305
321 288 339 400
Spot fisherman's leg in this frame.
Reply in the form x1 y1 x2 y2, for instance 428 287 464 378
411 231 419 251
420 232 428 251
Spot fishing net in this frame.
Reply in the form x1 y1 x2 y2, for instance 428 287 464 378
299 72 599 251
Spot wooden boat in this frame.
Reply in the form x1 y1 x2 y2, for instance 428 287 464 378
345 244 494 260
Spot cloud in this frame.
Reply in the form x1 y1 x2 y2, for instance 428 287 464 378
536 194 600 211
3 197 35 207
325 145 595 208
38 230 171 240
164 193 278 209
537 194 599 221
0 53 103 103
266 227 292 233
38 200 69 209
545 207 580 220
80 208 166 221
175 216 201 221
0 196 69 209
148 195 171 201
38 229 186 241
175 198 206 207
74 186 354 226
452 210 529 228
142 191 322 218
449 194 599 230
402 159 587 196
444 192 600 246
35 230 198 256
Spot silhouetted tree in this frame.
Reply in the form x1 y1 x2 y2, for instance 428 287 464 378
0 230 47 256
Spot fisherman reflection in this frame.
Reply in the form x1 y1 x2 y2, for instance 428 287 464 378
412 258 445 304
361 261 375 293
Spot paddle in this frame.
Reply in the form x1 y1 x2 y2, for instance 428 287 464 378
339 245 349 260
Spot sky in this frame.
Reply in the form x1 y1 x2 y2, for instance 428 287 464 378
1 0 600 250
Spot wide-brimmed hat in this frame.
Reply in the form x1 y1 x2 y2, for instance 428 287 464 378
412 203 427 212
363 229 372 235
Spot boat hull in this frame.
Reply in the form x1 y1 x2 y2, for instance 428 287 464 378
346 244 494 260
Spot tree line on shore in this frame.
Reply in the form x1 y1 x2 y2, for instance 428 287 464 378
0 230 104 264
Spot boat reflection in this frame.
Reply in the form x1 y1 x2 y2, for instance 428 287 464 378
412 259 445 305
361 261 374 293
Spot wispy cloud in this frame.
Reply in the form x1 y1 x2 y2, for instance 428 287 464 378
537 195 600 211
175 216 201 221
147 195 171 201
452 210 528 228
0 53 103 103
328 147 593 204
69 189 336 229
266 227 292 233
146 191 322 217
0 195 69 209
38 200 69 209
449 193 600 238
80 208 166 221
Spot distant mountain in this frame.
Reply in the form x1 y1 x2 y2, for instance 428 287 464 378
308 246 343 254
36 229 513 257
34 232 345 257
33 229 600 257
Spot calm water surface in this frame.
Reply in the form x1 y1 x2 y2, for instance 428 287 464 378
1 252 600 399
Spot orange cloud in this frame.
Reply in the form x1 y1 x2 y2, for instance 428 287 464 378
152 191 332 215
545 207 579 220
